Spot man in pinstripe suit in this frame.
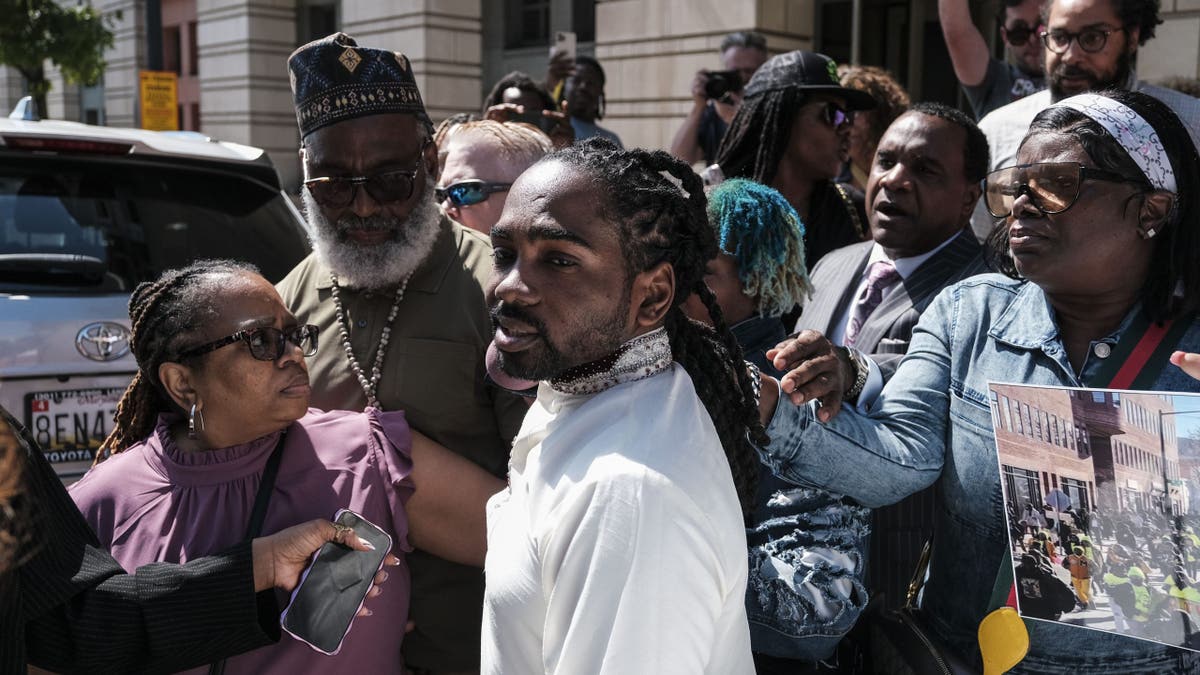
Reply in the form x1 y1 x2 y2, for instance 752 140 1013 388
792 102 990 612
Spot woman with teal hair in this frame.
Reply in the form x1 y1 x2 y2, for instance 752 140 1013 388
686 178 867 671
683 177 812 374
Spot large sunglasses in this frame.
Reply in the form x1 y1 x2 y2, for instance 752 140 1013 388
1040 26 1124 54
1003 24 1041 47
435 180 512 208
177 325 319 362
819 102 854 129
983 161 1148 218
304 143 428 209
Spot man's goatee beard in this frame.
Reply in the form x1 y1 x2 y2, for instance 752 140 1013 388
302 175 442 289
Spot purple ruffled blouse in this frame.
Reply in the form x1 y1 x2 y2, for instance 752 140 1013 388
69 407 414 674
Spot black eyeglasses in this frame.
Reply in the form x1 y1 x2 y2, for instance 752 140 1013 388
435 180 513 208
1040 26 1124 54
819 102 853 129
1003 23 1042 47
304 143 428 209
177 325 319 361
983 161 1149 218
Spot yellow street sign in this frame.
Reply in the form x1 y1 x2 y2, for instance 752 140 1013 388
139 70 178 131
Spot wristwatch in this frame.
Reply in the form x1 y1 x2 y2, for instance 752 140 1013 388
841 346 869 401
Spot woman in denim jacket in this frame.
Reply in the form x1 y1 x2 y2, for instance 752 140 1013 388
756 89 1200 673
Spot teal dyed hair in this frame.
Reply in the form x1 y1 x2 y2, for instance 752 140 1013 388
706 178 813 317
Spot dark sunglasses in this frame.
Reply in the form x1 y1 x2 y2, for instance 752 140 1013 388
983 161 1148 218
435 180 512 208
819 102 853 129
1040 26 1124 54
304 142 428 209
1003 24 1040 47
177 325 319 362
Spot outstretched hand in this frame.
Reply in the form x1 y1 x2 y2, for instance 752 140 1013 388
765 330 852 422
1171 351 1200 381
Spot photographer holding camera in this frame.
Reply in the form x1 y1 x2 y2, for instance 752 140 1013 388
670 31 768 166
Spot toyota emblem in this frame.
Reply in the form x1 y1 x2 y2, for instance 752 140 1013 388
75 322 132 362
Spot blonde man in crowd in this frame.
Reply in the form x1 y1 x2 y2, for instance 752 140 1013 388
437 120 554 235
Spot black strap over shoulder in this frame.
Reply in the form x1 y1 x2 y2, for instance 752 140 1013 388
209 433 286 675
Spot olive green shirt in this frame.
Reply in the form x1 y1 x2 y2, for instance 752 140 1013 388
276 216 525 670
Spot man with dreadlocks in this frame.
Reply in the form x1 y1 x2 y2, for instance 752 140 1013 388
481 138 763 674
711 51 877 274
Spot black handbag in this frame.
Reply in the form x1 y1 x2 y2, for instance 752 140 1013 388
865 541 980 675
208 434 286 675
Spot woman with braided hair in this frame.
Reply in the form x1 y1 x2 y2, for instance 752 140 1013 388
482 137 762 673
712 50 877 273
68 259 503 674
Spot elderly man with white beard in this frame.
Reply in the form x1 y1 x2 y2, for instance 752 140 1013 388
276 33 527 675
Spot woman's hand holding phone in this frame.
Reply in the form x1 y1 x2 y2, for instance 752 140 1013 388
251 518 400 600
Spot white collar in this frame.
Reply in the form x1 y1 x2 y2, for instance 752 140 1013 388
864 231 961 280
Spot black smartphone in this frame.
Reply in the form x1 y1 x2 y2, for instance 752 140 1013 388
280 509 392 655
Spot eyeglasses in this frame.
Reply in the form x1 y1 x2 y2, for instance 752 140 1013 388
819 102 853 129
177 325 319 362
435 180 513 208
1003 24 1041 47
303 143 428 209
983 161 1148 218
1040 27 1123 54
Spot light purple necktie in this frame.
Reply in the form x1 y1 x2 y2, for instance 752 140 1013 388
844 260 901 347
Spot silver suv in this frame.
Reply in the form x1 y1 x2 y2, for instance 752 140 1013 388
0 115 309 481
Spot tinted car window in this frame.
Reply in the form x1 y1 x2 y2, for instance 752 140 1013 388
0 156 309 292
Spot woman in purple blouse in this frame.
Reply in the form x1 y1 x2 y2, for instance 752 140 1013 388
69 260 504 674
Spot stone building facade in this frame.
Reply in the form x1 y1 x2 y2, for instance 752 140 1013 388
6 0 1200 189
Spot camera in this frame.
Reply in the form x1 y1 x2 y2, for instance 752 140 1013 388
704 70 743 101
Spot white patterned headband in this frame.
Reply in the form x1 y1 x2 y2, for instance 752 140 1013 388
1049 93 1177 193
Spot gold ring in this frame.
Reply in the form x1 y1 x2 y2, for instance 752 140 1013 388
332 523 353 539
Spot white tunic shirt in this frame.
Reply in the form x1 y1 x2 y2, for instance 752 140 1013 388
481 330 753 674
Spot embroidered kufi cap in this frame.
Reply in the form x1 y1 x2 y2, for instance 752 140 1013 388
288 32 430 138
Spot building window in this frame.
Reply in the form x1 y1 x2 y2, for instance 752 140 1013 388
1004 465 1043 517
1013 399 1023 434
1022 403 1032 436
189 102 200 131
1001 395 1012 431
1092 391 1107 404
1061 476 1090 512
187 22 199 76
990 391 1002 429
163 25 182 75
298 1 338 44
506 0 551 48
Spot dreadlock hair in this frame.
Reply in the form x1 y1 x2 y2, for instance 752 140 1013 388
985 89 1200 323
570 56 607 120
713 86 807 185
706 178 813 317
97 260 259 461
543 138 768 518
482 70 557 114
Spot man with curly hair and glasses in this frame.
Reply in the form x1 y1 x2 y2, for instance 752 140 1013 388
972 0 1200 239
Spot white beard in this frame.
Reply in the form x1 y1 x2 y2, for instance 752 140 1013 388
302 175 442 290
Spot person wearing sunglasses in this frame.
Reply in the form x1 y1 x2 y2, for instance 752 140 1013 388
974 0 1200 239
713 51 876 277
938 0 1047 120
67 260 505 675
758 89 1200 673
436 119 552 235
277 34 529 674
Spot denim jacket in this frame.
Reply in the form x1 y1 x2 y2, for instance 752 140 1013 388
762 275 1200 674
736 315 872 662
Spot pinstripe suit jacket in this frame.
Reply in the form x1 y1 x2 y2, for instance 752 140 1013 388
793 228 987 379
0 407 277 674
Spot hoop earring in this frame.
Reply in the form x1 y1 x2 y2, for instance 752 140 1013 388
188 403 206 439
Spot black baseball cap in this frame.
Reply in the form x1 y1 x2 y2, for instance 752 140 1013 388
744 50 877 111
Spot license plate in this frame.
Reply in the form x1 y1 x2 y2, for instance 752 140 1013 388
26 387 124 464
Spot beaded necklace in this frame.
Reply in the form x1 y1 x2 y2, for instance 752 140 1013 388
329 272 411 409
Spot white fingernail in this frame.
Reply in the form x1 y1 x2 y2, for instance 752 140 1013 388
361 540 376 551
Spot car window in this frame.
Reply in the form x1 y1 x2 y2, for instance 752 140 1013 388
0 156 309 292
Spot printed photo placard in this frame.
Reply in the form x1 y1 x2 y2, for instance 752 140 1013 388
989 382 1200 653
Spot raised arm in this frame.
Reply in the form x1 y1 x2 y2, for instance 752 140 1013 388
938 0 992 87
